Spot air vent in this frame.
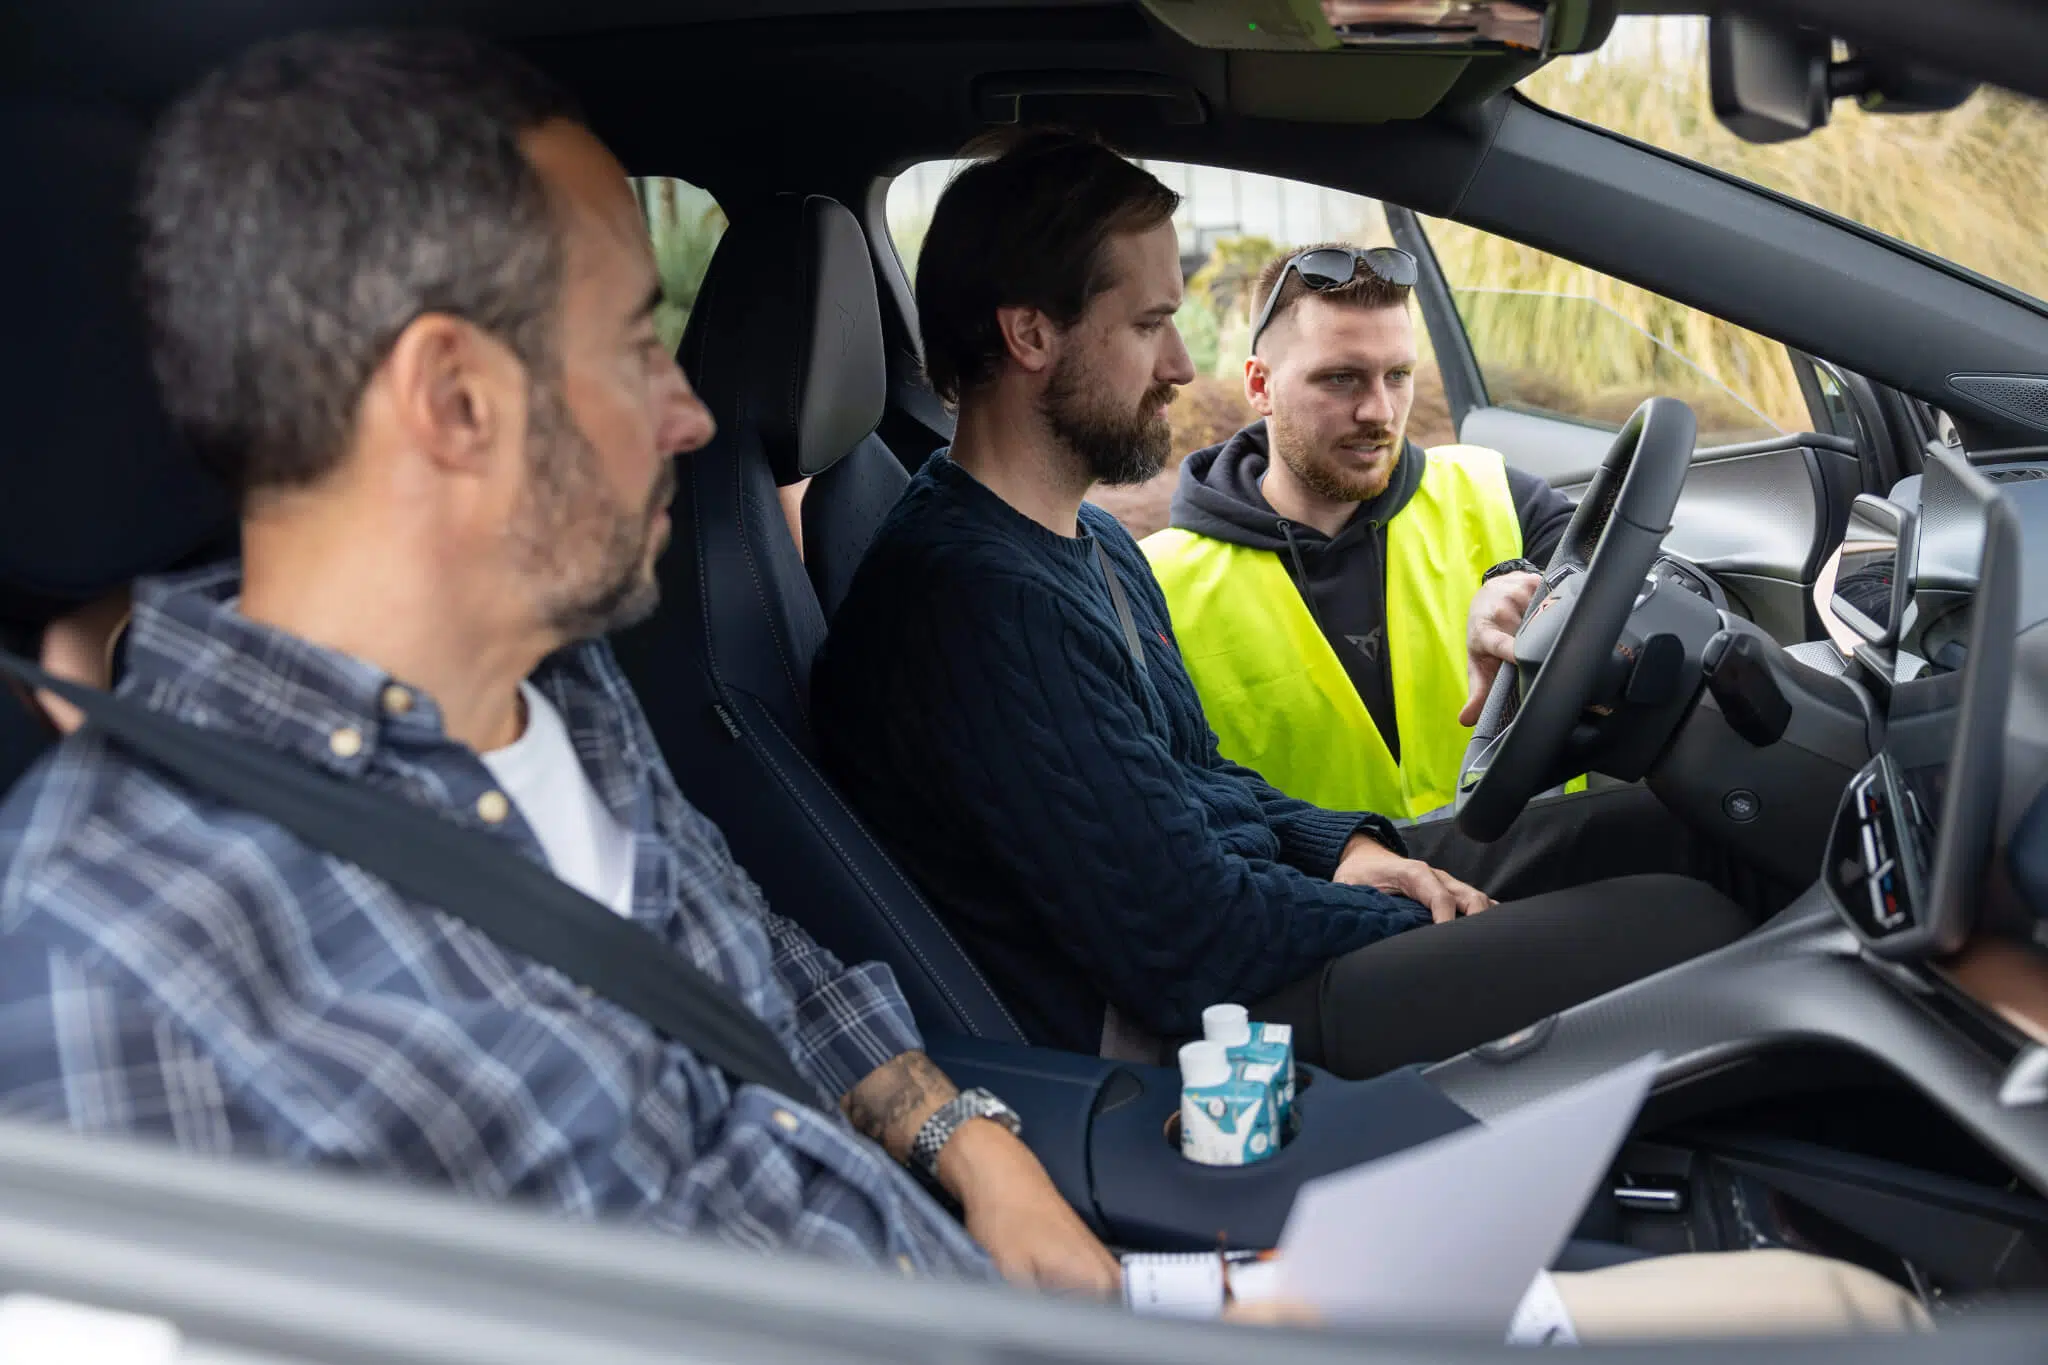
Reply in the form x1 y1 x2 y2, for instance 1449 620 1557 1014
1949 373 2048 432
1984 467 2048 483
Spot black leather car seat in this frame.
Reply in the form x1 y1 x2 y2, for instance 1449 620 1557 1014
0 97 234 796
611 193 1023 1042
801 431 911 623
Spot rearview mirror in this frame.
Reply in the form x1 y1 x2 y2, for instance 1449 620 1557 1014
1709 13 1831 144
1829 494 1912 647
1710 12 1979 145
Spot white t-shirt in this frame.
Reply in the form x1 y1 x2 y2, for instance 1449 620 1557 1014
481 683 636 917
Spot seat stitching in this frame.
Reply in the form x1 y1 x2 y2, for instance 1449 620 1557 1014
785 197 820 478
693 465 719 677
745 696 1024 1040
736 483 805 714
739 701 975 1030
689 207 1019 1038
696 460 1011 1035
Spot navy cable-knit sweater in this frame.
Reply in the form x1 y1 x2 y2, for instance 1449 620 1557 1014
811 453 1430 1053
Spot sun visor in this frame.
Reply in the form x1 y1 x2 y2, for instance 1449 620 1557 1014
1227 51 1470 122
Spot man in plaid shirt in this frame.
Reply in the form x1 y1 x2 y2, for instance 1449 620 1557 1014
0 28 1115 1294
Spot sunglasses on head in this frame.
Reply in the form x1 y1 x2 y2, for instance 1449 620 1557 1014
1249 246 1420 353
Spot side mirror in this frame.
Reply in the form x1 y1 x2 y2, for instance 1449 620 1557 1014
1710 12 1979 145
1829 494 1913 647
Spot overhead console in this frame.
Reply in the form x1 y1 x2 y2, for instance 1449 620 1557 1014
1134 0 1616 122
1822 447 2018 959
1138 0 1616 55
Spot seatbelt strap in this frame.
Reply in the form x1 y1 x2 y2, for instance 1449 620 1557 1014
1093 541 1149 677
0 654 823 1108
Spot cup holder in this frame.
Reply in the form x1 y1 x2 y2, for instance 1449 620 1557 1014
1162 1071 1309 1154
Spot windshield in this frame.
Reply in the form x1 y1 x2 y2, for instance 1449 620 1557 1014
1523 15 2048 306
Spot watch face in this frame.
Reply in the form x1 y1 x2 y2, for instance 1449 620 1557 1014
912 1090 1019 1178
964 1089 1021 1134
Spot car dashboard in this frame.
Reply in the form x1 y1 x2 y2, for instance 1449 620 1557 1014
1426 444 2048 1269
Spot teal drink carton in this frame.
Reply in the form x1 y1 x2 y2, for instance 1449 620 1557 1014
1203 1004 1295 1130
1256 1020 1296 1122
1177 1040 1277 1166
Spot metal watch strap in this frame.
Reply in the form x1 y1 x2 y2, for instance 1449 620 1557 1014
908 1087 1021 1182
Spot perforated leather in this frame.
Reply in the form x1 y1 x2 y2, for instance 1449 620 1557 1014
1949 373 2048 433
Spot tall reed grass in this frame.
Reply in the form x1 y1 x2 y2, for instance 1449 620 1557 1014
635 176 728 353
1434 15 2048 438
1527 18 2047 303
655 15 2045 486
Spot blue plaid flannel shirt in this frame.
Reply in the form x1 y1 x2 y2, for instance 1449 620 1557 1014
0 563 992 1279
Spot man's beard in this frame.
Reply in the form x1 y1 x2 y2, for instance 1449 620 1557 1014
1270 406 1403 504
1040 350 1177 488
510 381 674 641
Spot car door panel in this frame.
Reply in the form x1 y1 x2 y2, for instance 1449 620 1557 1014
1459 403 1615 486
1556 434 1858 644
1462 397 1859 642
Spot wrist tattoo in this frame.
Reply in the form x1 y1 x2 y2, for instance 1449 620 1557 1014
843 1051 956 1160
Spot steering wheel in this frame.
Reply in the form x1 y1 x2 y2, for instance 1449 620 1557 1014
1454 397 1697 842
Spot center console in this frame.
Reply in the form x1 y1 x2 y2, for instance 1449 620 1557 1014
1825 752 1946 951
1822 448 2015 961
925 1032 1475 1249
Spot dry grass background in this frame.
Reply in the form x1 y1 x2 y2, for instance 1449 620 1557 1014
1433 23 2048 450
651 17 2048 541
1096 27 2046 539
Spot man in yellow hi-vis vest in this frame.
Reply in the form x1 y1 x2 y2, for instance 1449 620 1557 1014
1145 244 1731 904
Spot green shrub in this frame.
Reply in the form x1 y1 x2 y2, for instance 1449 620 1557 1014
636 177 728 352
1177 293 1222 376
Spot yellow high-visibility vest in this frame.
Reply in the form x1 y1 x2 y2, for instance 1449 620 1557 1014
1144 444 1534 820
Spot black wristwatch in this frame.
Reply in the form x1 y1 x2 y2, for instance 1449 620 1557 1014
908 1087 1023 1184
1481 557 1543 585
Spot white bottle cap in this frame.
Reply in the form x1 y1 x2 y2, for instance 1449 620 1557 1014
1178 1040 1233 1088
1202 1003 1252 1047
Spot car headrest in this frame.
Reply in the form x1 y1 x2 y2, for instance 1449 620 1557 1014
0 99 234 629
680 194 885 486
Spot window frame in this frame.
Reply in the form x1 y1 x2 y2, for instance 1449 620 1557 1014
1390 204 1821 453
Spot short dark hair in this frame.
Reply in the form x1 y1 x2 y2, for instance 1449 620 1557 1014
915 130 1181 404
1249 242 1411 346
139 29 584 500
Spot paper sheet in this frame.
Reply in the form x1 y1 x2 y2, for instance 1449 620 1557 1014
1507 1271 1580 1347
1122 1252 1228 1318
1273 1052 1661 1337
0 1295 182 1365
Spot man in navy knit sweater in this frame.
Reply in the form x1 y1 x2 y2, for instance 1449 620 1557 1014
811 133 1753 1079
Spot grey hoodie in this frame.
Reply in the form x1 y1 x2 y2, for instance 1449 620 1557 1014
1169 420 1572 762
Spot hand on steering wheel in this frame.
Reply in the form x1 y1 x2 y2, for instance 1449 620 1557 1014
1461 570 1545 728
1454 398 1698 842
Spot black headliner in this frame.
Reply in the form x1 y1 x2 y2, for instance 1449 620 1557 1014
6 0 2048 443
2 0 1541 211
